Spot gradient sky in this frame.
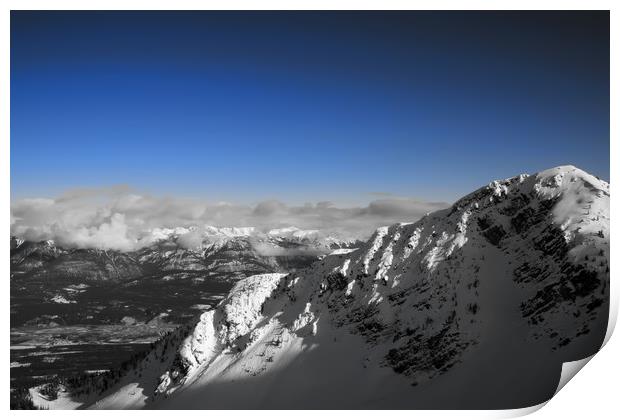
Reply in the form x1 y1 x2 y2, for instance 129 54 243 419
11 11 609 204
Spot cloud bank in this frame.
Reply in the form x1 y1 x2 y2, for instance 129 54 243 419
10 187 449 251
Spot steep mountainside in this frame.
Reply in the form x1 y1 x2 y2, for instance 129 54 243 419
11 227 359 401
39 166 611 409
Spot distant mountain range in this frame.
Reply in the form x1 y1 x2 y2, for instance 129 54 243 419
11 228 361 327
11 226 360 283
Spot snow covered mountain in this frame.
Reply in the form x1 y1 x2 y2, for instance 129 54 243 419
35 166 610 409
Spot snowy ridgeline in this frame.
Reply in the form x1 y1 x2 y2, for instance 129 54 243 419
38 165 610 409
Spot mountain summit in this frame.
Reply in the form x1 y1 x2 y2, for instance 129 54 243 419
38 166 610 409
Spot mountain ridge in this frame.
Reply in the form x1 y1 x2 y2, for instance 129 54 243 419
31 165 610 409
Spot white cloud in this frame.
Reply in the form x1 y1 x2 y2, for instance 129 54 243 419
10 187 449 250
249 241 327 257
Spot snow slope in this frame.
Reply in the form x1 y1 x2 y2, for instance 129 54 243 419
58 165 610 409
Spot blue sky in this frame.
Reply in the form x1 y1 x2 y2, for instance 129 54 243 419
11 11 609 204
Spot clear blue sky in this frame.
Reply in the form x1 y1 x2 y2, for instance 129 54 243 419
11 11 609 204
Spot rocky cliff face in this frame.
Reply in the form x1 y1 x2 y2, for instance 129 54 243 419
50 166 611 409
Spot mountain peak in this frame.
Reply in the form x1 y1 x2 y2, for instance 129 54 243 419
75 166 608 409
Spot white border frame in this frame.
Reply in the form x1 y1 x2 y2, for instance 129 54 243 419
2 2 616 419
